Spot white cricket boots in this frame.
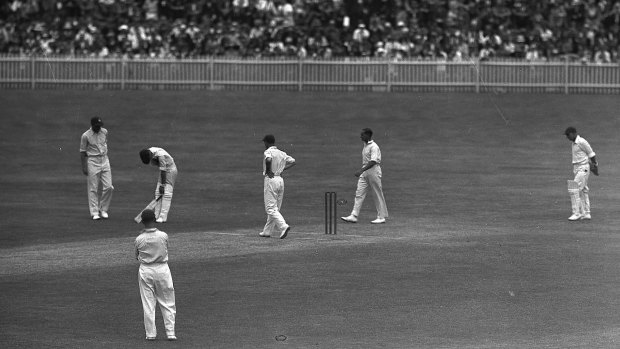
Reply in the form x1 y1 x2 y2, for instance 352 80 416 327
341 215 386 224
568 213 591 221
341 215 358 223
92 211 109 220
567 180 591 221
259 225 291 239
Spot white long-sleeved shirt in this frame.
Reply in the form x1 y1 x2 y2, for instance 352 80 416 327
362 140 381 166
135 228 169 264
80 128 108 157
149 147 176 172
263 146 295 176
571 135 595 166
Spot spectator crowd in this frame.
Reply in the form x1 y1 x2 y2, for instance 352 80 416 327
1 0 619 62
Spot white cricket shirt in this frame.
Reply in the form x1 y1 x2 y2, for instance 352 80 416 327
571 135 595 165
362 140 381 166
263 146 295 176
149 147 176 172
135 228 169 264
80 128 108 156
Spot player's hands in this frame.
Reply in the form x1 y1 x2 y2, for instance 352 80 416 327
266 170 275 178
159 185 165 194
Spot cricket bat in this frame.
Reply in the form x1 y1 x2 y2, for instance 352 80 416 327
134 196 162 223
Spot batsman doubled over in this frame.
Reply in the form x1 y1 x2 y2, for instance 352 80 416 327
139 147 178 223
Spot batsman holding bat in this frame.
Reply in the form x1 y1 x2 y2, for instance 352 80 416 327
140 147 178 223
565 126 598 221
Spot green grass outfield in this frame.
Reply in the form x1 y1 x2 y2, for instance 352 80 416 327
1 91 619 348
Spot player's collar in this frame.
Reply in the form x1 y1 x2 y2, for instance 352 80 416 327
365 140 375 145
142 228 158 233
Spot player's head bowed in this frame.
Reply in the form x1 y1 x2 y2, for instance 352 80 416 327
139 149 152 164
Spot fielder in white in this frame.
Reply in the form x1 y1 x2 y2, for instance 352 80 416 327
140 147 178 223
565 126 597 221
80 116 114 220
260 134 296 239
135 209 176 341
342 128 388 224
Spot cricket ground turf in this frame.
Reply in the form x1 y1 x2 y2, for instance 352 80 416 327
1 90 619 348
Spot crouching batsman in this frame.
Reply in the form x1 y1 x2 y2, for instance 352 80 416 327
140 147 178 223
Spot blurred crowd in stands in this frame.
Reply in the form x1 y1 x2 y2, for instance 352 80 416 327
1 0 619 62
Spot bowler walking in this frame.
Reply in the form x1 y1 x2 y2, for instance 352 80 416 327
342 128 388 224
260 135 296 239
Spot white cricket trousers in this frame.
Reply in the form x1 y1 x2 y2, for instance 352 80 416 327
570 164 591 215
138 263 176 338
263 176 288 235
154 167 177 221
86 156 113 216
351 165 388 218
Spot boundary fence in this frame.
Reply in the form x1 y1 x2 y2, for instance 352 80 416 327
0 56 619 93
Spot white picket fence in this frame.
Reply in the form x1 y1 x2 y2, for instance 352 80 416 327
0 56 619 93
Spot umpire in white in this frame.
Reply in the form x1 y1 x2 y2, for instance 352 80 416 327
80 116 114 220
135 209 177 341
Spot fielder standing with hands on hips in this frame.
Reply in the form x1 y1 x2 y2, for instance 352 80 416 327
140 147 178 223
260 134 296 239
342 128 388 224
80 116 114 220
135 209 177 341
565 126 598 221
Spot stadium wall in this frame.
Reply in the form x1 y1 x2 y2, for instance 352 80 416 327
0 56 619 94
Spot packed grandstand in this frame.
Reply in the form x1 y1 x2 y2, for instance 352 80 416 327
1 0 619 62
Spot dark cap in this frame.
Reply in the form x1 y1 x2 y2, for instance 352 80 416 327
91 117 104 127
139 149 152 164
564 126 577 135
141 209 156 223
262 134 275 144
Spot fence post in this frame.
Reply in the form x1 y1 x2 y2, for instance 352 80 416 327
386 59 392 92
30 55 36 90
298 58 303 92
120 58 125 90
475 59 480 93
209 56 214 90
564 57 569 94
